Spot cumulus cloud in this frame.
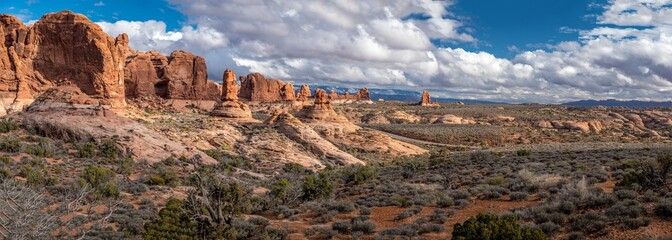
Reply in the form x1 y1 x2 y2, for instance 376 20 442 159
97 0 672 102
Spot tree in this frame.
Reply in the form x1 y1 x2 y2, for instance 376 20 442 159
185 172 253 237
143 199 196 240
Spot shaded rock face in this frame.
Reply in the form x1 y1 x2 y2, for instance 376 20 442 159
161 51 219 100
280 83 296 101
124 52 157 98
238 73 286 102
296 85 311 101
419 91 439 106
0 11 128 115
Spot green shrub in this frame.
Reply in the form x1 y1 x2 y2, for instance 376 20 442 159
143 198 197 240
452 213 547 240
618 171 646 187
0 118 19 133
19 165 45 187
0 138 22 153
25 139 56 158
80 166 119 198
343 164 378 184
516 149 531 157
486 176 506 186
282 162 306 174
146 163 178 186
99 139 119 159
77 142 96 158
302 171 333 201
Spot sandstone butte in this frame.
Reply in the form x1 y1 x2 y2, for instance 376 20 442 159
419 90 439 106
0 11 374 116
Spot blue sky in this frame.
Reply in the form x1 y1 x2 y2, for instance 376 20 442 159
4 0 606 60
3 0 672 103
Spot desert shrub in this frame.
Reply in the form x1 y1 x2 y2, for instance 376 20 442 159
469 151 494 162
305 226 337 238
360 206 372 215
25 139 56 158
77 142 96 158
655 199 672 218
606 200 645 221
332 221 351 234
510 191 529 201
274 205 299 219
326 200 356 213
516 149 531 156
450 189 471 200
19 165 45 187
643 190 658 202
99 139 119 159
615 189 638 200
452 213 547 240
343 164 377 184
282 162 306 174
80 166 119 198
619 151 672 190
586 192 617 209
379 224 418 237
143 199 197 240
538 222 560 236
117 157 134 177
146 163 178 186
0 138 22 153
351 219 376 234
486 176 506 186
418 223 444 234
394 210 415 221
455 199 470 208
0 118 19 133
301 171 333 201
569 212 608 236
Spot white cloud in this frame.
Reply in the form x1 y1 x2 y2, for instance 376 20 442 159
96 0 672 102
94 1 105 7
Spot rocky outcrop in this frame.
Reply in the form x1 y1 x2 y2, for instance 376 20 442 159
211 69 251 118
419 91 439 106
1 11 129 115
238 73 286 102
280 82 296 101
433 114 476 125
327 88 372 101
296 85 311 101
267 111 364 166
296 88 349 123
124 52 157 98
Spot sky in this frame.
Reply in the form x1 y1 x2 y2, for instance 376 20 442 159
3 0 672 103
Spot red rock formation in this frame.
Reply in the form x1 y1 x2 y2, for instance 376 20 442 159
211 69 251 118
327 88 371 101
296 85 311 101
280 82 296 101
221 69 239 102
419 91 439 106
161 51 219 100
124 52 158 98
0 11 129 115
296 88 349 123
355 88 371 101
238 73 286 102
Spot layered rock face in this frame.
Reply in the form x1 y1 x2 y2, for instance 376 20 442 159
296 85 311 101
211 69 251 118
238 73 288 102
0 11 129 115
159 51 220 100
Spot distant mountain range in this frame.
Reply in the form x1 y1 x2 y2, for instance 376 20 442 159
309 85 505 105
562 99 672 108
